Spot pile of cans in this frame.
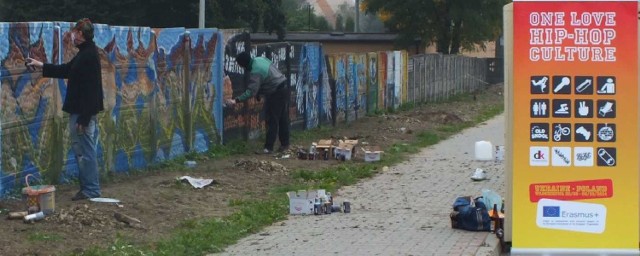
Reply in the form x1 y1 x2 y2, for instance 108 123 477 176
313 192 351 215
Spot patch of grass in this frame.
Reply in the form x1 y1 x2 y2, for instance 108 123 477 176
398 102 416 111
28 232 63 242
79 235 146 256
152 198 288 255
208 140 249 159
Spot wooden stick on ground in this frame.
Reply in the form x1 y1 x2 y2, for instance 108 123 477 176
113 211 143 228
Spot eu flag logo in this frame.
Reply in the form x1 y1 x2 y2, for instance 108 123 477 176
543 206 560 217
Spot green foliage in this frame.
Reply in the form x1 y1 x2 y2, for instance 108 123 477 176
0 0 288 39
363 0 511 54
335 14 344 31
283 0 332 32
345 16 355 32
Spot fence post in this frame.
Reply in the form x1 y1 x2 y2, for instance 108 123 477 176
183 32 193 152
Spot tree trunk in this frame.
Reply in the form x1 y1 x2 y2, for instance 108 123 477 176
450 19 462 55
437 17 452 54
435 1 453 54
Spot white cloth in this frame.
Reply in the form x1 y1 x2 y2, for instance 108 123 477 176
179 176 214 188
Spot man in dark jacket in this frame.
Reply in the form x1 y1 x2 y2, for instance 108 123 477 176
28 18 104 200
225 52 290 154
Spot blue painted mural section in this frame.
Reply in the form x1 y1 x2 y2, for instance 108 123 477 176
335 56 347 124
319 49 332 125
0 22 57 194
153 27 187 161
187 28 223 153
297 44 321 129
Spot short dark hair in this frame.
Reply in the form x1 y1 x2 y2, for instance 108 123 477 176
73 18 94 41
236 52 252 69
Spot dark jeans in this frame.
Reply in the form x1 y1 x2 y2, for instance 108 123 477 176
264 84 290 151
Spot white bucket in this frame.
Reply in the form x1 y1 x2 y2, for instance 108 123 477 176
475 141 494 161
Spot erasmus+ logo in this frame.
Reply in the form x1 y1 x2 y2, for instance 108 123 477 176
543 206 560 217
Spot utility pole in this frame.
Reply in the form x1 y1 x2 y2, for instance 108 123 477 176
199 0 205 28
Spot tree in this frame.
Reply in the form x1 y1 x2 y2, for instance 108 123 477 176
315 16 331 31
281 0 332 32
0 0 288 39
207 0 286 39
363 0 509 54
335 14 344 32
345 16 355 32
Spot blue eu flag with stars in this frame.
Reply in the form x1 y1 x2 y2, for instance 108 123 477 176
543 206 560 217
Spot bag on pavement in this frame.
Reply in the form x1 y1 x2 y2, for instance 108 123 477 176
450 196 491 231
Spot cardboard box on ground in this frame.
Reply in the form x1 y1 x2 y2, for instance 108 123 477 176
304 138 384 162
287 189 326 215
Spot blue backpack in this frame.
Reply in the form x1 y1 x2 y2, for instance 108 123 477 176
450 196 491 231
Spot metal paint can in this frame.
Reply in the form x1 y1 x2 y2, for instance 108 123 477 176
23 211 44 223
343 200 351 213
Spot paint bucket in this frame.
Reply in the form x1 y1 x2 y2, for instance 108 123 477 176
21 174 56 215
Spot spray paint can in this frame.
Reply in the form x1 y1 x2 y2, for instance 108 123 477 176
23 211 45 223
343 200 351 213
313 197 321 215
324 202 332 214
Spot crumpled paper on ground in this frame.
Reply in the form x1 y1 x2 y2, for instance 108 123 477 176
178 176 214 188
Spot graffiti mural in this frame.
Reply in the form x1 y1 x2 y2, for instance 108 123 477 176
0 22 58 191
0 22 226 195
0 21 422 195
393 51 402 109
355 54 367 119
221 30 250 142
152 27 187 164
377 52 387 110
319 50 332 125
332 55 347 123
367 52 378 114
187 29 223 152
295 43 321 129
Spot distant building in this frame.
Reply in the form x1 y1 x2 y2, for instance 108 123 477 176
250 32 422 55
251 32 497 57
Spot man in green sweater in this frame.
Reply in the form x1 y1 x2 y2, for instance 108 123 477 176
225 52 290 154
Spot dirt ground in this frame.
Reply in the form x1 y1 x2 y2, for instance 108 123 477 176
0 84 503 256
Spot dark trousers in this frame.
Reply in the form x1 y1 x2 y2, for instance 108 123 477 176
264 85 290 151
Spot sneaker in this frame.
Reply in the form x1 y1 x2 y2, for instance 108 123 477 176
255 148 272 155
71 192 90 201
471 168 487 181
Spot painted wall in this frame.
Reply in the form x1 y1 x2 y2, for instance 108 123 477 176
0 22 224 194
0 24 488 195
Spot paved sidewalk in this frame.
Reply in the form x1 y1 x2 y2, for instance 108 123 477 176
214 115 506 256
